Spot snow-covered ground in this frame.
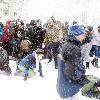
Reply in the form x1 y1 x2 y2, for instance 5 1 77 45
0 58 100 100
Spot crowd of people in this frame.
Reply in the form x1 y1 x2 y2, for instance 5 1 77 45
0 16 100 99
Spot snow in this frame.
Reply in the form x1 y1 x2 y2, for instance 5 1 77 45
0 58 100 100
15 0 100 27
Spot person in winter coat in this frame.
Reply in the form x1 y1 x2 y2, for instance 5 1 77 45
44 18 63 69
1 20 12 49
91 26 100 68
0 22 4 40
81 26 93 68
1 20 13 56
15 50 43 81
26 20 46 51
0 46 11 75
56 24 88 99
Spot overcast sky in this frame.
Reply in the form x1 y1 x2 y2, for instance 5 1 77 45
16 0 100 26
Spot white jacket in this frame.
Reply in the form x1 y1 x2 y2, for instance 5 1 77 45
81 42 92 62
92 31 100 46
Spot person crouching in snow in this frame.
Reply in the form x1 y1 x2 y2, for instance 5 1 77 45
15 37 43 81
56 24 89 99
15 50 43 81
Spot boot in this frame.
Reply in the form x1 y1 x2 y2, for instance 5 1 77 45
23 74 28 81
48 59 52 63
86 62 89 69
91 58 96 67
95 58 99 68
55 65 58 69
23 76 27 81
91 58 99 68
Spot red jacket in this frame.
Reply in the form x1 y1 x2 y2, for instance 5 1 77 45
2 20 12 48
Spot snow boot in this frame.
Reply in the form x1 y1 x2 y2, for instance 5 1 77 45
95 58 99 68
23 74 28 81
86 62 89 69
91 58 96 67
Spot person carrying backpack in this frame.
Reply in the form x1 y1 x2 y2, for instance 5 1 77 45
56 24 88 99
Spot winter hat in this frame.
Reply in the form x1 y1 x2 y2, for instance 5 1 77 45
6 20 13 26
68 24 86 36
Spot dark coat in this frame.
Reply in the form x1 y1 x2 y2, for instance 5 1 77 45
56 35 86 98
0 47 11 74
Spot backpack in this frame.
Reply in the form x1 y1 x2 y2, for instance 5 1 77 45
62 42 85 81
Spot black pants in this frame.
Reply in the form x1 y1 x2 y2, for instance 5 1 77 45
43 44 47 59
47 42 60 68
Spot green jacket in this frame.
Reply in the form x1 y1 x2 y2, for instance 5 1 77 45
81 75 100 98
44 24 63 44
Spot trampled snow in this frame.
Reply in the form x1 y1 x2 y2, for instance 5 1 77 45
0 58 99 100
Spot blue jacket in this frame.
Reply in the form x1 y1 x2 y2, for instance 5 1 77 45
0 25 4 39
56 54 82 98
18 51 36 68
